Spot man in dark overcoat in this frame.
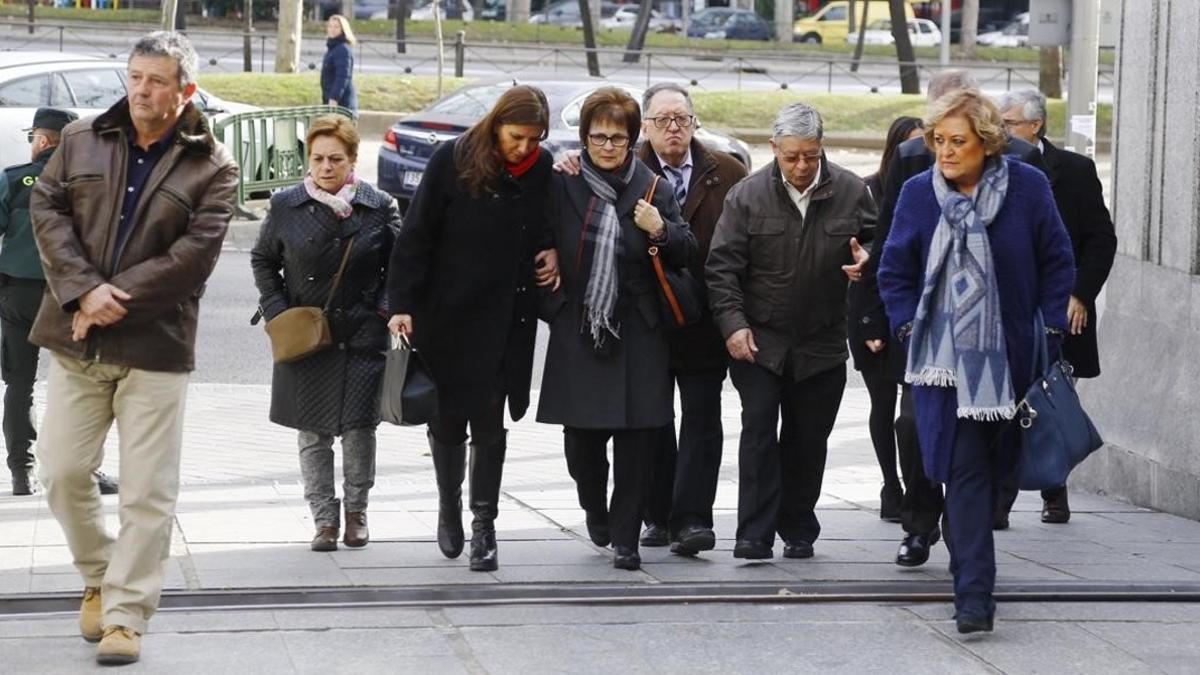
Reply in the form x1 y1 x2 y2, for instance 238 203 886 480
634 83 748 556
996 88 1117 524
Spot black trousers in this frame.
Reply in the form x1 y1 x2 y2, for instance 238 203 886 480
997 467 1067 513
644 367 727 534
897 385 945 535
729 361 845 547
427 393 506 448
861 364 901 490
563 427 655 550
0 278 44 475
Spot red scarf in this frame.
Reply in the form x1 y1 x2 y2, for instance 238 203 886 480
505 145 541 178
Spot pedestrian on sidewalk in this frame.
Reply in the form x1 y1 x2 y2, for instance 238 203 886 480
538 87 695 571
252 115 400 554
29 32 238 665
321 14 358 114
849 115 923 524
706 102 873 562
877 89 1075 634
387 85 559 572
634 83 747 556
994 89 1117 526
0 107 118 498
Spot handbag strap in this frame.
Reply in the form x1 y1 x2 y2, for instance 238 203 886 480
1030 309 1050 381
641 174 686 327
644 173 660 204
322 235 356 313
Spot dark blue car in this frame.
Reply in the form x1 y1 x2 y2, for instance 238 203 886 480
378 80 752 209
686 8 772 41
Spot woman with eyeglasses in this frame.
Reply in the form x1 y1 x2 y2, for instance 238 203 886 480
537 87 696 571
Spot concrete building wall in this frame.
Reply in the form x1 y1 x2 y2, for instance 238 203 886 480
1070 0 1200 518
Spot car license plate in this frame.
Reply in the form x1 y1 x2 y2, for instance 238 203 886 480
403 171 423 189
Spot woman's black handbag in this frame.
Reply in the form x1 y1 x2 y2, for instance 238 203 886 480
379 334 438 426
1014 311 1104 490
643 175 703 329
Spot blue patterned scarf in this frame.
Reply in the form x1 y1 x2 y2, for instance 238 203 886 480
905 155 1015 421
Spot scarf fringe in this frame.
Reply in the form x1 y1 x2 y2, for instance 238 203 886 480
957 405 1017 422
905 368 957 387
583 305 620 349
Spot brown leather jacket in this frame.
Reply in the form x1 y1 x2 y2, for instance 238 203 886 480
30 98 238 372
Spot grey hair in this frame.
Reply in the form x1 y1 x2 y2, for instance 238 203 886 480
130 31 199 90
996 89 1048 134
641 82 695 115
927 69 979 103
771 102 823 142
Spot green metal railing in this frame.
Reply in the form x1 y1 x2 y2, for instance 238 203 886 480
214 105 355 213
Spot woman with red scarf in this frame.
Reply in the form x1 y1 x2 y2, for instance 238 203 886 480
387 86 559 572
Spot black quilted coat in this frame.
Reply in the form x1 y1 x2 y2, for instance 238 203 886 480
251 181 401 435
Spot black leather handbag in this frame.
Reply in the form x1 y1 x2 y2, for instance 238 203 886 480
379 333 438 426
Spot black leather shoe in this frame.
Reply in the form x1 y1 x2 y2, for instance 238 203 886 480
670 525 716 557
94 471 118 496
732 539 773 560
993 508 1010 531
955 612 995 634
895 528 941 567
469 527 498 572
783 540 814 559
1041 491 1071 524
880 484 903 523
639 523 669 547
585 512 610 547
613 545 641 570
11 471 32 496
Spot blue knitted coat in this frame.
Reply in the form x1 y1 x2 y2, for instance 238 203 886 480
877 157 1076 483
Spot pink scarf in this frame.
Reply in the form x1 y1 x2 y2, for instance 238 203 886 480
303 172 359 219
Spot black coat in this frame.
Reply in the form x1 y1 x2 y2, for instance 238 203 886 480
1041 139 1116 378
851 135 1045 382
536 160 696 430
637 140 747 373
387 139 553 421
251 182 400 435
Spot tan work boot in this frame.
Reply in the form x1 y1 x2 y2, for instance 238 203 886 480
79 586 103 642
96 625 141 665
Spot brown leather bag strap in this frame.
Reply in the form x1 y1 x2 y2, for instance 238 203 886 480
322 235 356 313
644 174 660 203
649 246 686 327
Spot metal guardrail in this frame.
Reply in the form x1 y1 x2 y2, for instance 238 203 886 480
213 105 354 213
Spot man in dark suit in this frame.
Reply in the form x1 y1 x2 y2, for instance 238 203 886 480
995 89 1117 524
635 83 748 555
854 71 1047 567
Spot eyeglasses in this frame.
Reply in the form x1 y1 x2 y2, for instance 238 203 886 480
586 133 630 148
26 131 44 144
1002 119 1034 129
645 115 695 129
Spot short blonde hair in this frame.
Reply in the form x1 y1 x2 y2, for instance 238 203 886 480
924 89 1007 157
306 115 360 160
328 14 357 45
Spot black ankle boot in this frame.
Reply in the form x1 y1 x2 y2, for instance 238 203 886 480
428 432 466 559
468 432 506 572
10 470 31 497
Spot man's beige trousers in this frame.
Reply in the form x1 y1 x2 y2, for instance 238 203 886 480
38 354 188 634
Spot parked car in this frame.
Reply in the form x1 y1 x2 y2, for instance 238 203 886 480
794 0 914 45
319 0 390 21
0 52 258 169
377 80 753 208
846 17 942 47
601 6 681 34
946 7 1013 44
410 0 473 22
686 8 772 41
977 12 1029 48
529 0 619 27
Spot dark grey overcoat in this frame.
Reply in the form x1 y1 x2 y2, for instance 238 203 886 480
251 181 401 435
536 160 696 430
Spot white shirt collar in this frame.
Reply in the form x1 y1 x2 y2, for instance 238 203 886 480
781 160 821 218
657 148 693 173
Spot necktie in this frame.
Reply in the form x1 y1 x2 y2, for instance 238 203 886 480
662 164 687 208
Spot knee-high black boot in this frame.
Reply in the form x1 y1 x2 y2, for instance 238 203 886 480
429 431 466 559
468 432 506 572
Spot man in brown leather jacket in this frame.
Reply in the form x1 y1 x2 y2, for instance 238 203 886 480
707 102 874 561
30 31 237 666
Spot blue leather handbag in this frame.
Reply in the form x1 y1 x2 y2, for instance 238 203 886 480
1015 311 1104 490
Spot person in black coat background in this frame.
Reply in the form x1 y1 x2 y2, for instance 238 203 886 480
854 70 1047 568
321 15 358 113
537 87 695 572
996 89 1117 524
252 116 400 552
849 115 923 524
388 86 559 572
